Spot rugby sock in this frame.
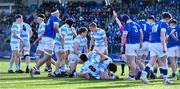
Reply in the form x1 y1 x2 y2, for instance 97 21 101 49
172 73 176 76
153 68 158 74
121 64 125 74
129 73 135 78
161 66 168 80
144 66 150 73
159 68 163 75
16 64 20 70
144 63 151 73
9 64 13 70
26 64 29 68
33 66 38 70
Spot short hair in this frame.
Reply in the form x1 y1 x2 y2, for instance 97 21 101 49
162 12 172 19
15 14 23 19
169 19 177 25
80 54 88 63
108 63 117 73
38 14 45 19
79 27 88 34
139 13 146 20
89 22 97 28
122 15 130 23
147 15 155 21
66 18 74 27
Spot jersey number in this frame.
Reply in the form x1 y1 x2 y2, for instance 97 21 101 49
143 24 146 31
133 26 138 32
89 65 96 72
152 24 158 32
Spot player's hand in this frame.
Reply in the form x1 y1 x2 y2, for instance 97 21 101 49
113 10 117 17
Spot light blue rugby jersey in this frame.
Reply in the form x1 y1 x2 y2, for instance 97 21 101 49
38 22 45 44
90 28 106 48
11 22 21 44
20 22 32 41
73 35 87 54
61 24 75 52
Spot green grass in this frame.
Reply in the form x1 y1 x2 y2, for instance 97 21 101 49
0 58 180 89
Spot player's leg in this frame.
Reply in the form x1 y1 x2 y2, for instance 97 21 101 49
140 56 157 83
8 52 15 73
120 54 127 76
24 42 31 73
35 50 44 63
60 50 69 75
160 55 173 84
169 57 177 78
168 47 177 78
126 55 136 80
14 50 24 73
53 50 64 76
124 44 137 80
136 55 145 71
177 46 180 80
30 37 54 77
30 50 52 77
8 43 17 73
67 54 79 77
151 60 158 79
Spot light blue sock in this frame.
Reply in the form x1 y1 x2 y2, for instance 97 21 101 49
9 64 13 70
16 64 20 70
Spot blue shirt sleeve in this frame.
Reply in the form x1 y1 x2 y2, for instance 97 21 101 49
160 22 168 32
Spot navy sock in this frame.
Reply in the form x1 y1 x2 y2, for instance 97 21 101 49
129 74 135 78
153 68 158 74
144 66 150 73
172 73 176 76
160 68 163 75
121 64 125 73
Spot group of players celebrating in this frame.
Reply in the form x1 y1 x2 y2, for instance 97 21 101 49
9 8 180 84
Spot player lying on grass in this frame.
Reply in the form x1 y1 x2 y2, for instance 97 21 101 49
78 49 119 80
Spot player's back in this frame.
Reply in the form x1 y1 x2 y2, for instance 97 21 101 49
44 16 60 39
20 22 32 41
91 28 106 47
87 51 100 63
124 21 141 44
61 24 74 52
167 27 179 48
150 20 168 43
138 20 152 42
81 60 101 79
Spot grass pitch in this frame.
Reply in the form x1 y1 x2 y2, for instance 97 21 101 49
0 58 180 89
